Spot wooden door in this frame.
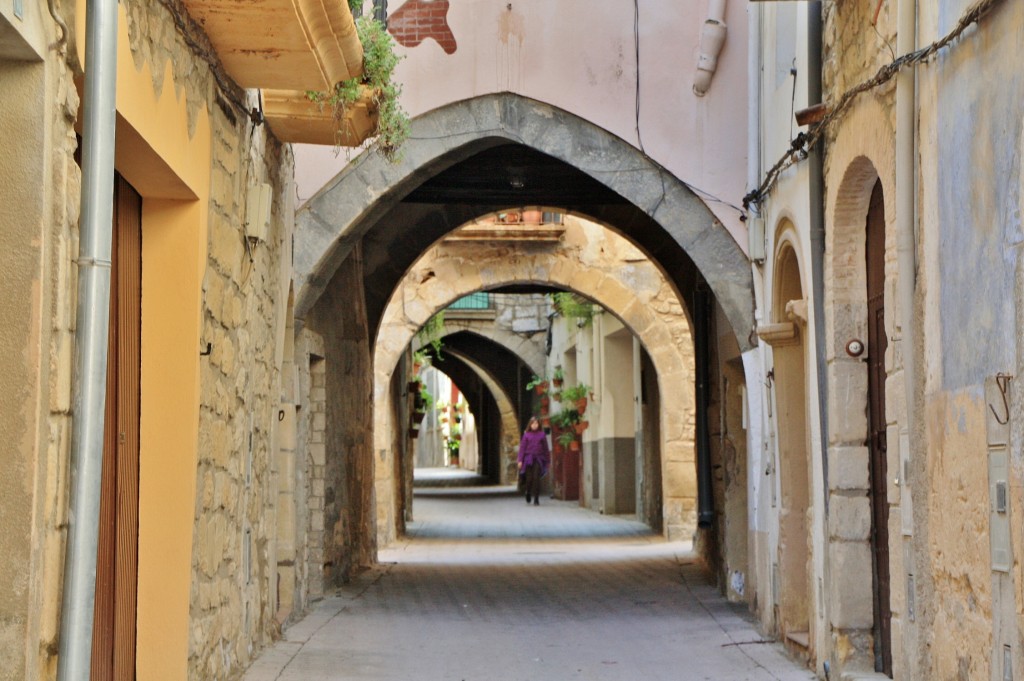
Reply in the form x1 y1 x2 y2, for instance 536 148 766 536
91 174 142 680
865 179 892 676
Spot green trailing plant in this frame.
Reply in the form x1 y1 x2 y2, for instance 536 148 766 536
412 347 429 370
418 386 434 412
416 311 445 355
306 13 410 162
551 292 597 326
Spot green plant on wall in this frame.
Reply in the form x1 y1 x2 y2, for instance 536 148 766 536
306 11 410 162
556 430 577 449
561 383 591 404
526 374 548 391
551 409 579 429
416 311 445 355
418 385 434 412
551 292 597 326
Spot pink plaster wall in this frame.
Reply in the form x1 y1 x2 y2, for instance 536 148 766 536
294 0 749 252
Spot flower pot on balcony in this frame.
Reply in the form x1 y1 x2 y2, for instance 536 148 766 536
263 87 379 147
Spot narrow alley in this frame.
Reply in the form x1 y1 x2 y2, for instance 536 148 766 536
242 480 813 681
7 1 1024 679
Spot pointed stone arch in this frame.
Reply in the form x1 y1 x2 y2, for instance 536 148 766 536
294 93 754 350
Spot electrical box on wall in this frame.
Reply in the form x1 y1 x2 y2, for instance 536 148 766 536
245 183 272 242
748 216 766 263
989 448 1011 571
986 374 1012 572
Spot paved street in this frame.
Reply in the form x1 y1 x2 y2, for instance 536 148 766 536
243 485 815 681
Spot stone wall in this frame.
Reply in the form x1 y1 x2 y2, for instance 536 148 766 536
492 293 550 337
91 1 300 677
189 33 295 681
0 14 81 679
304 243 376 584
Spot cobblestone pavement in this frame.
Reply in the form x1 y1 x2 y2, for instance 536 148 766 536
243 487 816 681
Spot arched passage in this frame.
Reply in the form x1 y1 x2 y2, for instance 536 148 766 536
294 94 753 350
298 97 754 586
373 239 696 546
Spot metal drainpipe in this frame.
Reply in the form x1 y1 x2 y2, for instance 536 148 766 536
896 0 917 488
56 0 119 678
695 287 714 529
807 3 829 511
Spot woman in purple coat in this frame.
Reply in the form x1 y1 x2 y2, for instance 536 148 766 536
517 416 550 505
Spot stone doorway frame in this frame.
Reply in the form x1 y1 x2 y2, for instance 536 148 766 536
825 150 899 674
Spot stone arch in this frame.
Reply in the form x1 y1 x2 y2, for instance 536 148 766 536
440 348 523 485
769 235 815 657
427 321 546 377
294 93 754 350
374 240 696 542
824 144 897 672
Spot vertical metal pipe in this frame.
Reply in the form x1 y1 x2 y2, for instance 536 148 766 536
806 2 829 512
695 288 715 529
896 0 917 476
57 0 119 678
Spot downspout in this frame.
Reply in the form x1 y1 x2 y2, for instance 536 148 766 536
693 0 728 97
896 0 918 486
695 287 715 528
56 0 119 678
807 3 829 512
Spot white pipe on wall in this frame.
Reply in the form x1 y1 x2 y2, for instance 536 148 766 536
895 0 917 492
56 0 119 678
694 0 728 96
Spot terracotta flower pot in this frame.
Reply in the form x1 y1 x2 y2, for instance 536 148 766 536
569 439 580 452
534 381 549 395
573 421 588 435
576 397 588 414
540 395 550 407
541 417 551 428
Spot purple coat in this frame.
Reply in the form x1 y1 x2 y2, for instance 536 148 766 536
518 429 550 475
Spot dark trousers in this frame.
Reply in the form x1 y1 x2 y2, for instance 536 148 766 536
524 460 542 500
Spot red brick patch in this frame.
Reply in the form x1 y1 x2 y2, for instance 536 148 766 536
388 0 458 55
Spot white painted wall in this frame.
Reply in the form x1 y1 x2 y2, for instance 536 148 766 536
293 0 750 252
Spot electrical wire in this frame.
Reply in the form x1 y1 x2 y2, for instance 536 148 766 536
744 0 1005 211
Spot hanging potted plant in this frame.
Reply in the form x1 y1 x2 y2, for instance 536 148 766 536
446 438 460 466
412 348 429 374
557 430 579 452
526 374 549 396
573 420 589 436
552 365 564 388
562 384 591 415
305 12 410 161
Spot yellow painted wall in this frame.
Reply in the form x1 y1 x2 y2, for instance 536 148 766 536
76 1 212 676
